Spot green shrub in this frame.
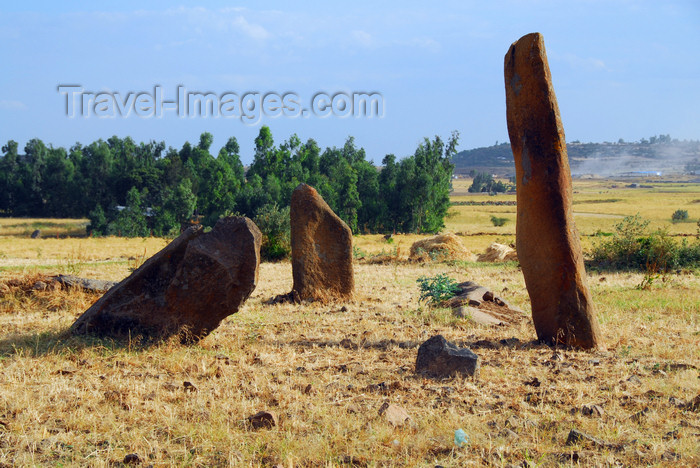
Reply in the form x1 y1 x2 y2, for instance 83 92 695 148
589 213 700 271
671 209 689 222
87 204 108 236
416 273 461 305
253 203 290 261
490 216 508 227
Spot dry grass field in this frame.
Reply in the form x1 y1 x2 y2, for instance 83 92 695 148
0 178 698 467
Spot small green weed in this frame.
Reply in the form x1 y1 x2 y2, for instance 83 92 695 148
416 273 461 305
353 246 368 260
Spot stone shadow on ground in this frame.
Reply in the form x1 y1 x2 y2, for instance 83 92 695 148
0 327 164 358
263 336 544 352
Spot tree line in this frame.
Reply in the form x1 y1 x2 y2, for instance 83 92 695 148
0 127 457 248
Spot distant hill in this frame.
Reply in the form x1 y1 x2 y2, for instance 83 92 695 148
453 136 700 177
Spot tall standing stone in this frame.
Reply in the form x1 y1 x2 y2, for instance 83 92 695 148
290 183 354 302
504 33 603 349
71 217 262 343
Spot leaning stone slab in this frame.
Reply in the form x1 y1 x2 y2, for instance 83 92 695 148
415 335 479 378
504 32 603 349
454 306 506 326
290 183 354 302
70 217 261 343
445 281 525 326
52 275 118 293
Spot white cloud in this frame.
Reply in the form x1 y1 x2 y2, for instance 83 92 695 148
231 16 270 41
560 52 608 71
404 37 441 53
351 30 374 48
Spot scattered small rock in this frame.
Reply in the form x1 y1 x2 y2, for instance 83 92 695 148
680 419 700 429
524 377 541 387
215 354 231 364
183 381 197 392
550 353 564 361
630 407 649 423
663 429 680 440
626 375 642 385
583 404 604 417
578 404 605 418
123 453 142 465
643 389 664 400
415 335 479 378
56 366 78 375
504 416 519 428
499 337 521 347
247 411 278 430
668 397 686 408
346 404 360 414
565 429 610 448
664 362 699 371
378 402 410 427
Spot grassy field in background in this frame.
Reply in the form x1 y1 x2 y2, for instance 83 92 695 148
0 177 698 466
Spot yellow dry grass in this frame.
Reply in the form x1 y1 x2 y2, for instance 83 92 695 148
0 262 698 467
0 178 698 466
446 177 700 252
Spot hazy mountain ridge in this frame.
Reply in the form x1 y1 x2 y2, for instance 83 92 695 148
453 137 700 177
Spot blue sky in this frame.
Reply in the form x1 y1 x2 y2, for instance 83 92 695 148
1 1 698 164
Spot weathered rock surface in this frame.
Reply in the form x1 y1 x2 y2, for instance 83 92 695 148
477 243 517 262
409 234 470 262
565 429 616 449
446 281 525 326
415 335 479 378
290 183 354 302
504 32 603 349
71 216 262 342
247 410 278 429
53 275 118 293
378 402 410 427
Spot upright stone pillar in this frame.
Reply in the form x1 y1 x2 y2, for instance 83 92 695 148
504 32 603 349
290 183 354 302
